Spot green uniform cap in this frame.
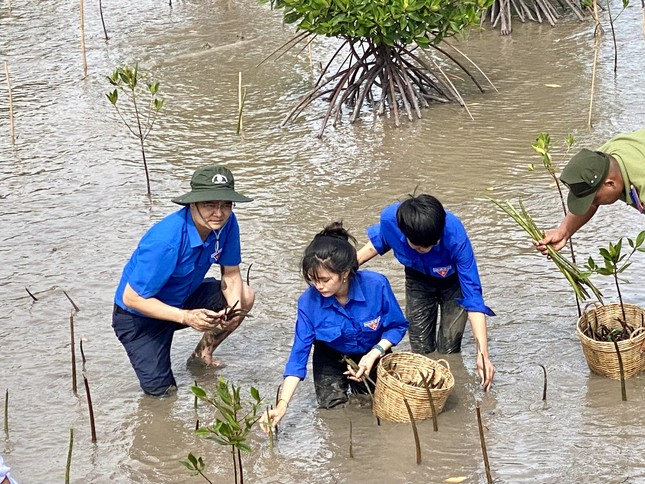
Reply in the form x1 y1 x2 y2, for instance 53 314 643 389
560 149 609 215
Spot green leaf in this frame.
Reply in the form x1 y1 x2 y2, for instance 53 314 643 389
250 386 261 403
106 90 118 105
636 230 645 248
236 442 253 452
191 385 207 399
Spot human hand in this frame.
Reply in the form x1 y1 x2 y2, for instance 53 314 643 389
477 353 496 392
182 308 223 332
344 351 379 382
533 228 568 255
259 401 288 434
219 312 245 331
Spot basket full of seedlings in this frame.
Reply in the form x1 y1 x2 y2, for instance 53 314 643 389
373 352 454 423
577 232 645 379
576 303 645 379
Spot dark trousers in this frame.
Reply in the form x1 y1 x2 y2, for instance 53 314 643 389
404 267 467 355
112 278 227 396
312 342 378 409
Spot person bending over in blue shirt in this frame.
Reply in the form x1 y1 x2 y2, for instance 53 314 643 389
261 222 408 431
357 194 495 390
112 165 255 396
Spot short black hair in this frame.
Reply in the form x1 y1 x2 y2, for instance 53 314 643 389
396 194 446 247
302 222 358 284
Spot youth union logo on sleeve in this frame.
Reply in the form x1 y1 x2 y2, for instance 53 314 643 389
432 265 452 277
363 316 381 330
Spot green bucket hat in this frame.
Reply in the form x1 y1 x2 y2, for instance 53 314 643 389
172 165 253 205
560 149 609 215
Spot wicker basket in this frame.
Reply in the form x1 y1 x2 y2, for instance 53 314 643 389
373 352 454 423
576 303 645 379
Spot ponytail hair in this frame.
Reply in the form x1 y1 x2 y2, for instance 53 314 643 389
302 222 359 284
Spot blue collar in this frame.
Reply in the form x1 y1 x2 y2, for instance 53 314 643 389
320 274 365 308
185 208 215 248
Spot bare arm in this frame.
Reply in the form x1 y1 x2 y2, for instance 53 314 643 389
468 311 495 391
345 338 393 381
357 241 379 266
122 283 221 332
534 206 598 254
260 375 301 433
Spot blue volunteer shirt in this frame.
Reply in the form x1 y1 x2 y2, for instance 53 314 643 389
114 206 241 313
367 202 493 316
283 270 409 380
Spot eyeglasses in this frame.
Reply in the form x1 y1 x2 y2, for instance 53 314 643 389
200 201 234 212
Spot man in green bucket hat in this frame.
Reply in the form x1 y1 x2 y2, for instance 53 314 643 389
535 128 645 254
112 165 254 396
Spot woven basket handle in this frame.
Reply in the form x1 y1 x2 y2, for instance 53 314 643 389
436 359 451 371
583 301 603 313
630 326 645 340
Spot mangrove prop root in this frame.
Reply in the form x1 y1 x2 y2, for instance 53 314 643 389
83 374 97 443
279 39 476 137
349 418 354 458
403 397 422 465
610 336 627 401
476 404 493 484
538 364 548 402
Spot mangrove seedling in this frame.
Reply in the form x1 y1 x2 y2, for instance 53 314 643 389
65 427 74 484
531 132 582 316
261 0 495 137
180 453 214 484
492 198 603 303
476 403 493 484
106 64 165 196
83 374 97 443
70 312 78 395
188 377 263 484
403 397 421 465
584 230 645 340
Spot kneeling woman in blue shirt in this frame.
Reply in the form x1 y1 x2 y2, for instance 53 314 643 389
262 222 408 431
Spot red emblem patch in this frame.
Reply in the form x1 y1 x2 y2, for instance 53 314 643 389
363 316 381 330
432 266 451 277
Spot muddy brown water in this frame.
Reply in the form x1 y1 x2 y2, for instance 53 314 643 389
1 1 645 482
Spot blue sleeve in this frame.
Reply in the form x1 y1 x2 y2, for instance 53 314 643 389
128 238 178 298
367 222 391 255
378 277 409 345
453 237 494 316
218 215 242 266
283 305 316 380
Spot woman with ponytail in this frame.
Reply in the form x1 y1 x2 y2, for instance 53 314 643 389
261 222 408 432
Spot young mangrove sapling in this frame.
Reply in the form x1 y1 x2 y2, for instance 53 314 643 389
106 64 165 196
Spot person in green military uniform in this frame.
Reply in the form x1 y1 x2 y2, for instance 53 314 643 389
535 128 645 253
